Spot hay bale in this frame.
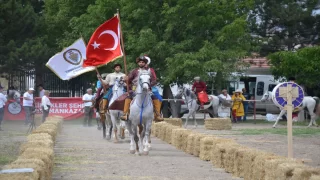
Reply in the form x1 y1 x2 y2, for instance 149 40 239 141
292 167 320 180
311 175 320 180
242 148 268 180
251 153 283 180
164 118 182 127
221 143 244 173
20 148 54 179
27 133 53 142
165 125 180 144
233 146 251 178
186 133 197 155
7 158 48 180
264 158 303 180
158 122 169 141
275 163 307 180
204 118 232 130
0 168 40 180
211 139 237 168
20 140 54 154
199 136 215 161
192 133 206 157
45 117 63 132
171 128 192 150
32 127 57 141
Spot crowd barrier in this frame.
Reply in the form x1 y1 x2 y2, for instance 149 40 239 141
4 97 92 120
151 120 320 180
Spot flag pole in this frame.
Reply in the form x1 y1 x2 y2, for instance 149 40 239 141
117 9 129 92
95 67 106 92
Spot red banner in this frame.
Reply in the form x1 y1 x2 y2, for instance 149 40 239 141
4 97 95 120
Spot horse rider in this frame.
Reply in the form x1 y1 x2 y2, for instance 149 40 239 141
97 64 126 114
144 55 164 119
192 76 207 109
94 73 108 110
120 56 164 122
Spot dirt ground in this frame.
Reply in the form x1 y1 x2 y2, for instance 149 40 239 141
52 120 242 180
187 120 320 168
0 121 28 170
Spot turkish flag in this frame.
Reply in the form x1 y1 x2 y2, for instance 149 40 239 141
83 15 123 67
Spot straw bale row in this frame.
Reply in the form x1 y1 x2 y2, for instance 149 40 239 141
164 118 182 127
0 117 63 180
204 118 232 130
150 119 320 180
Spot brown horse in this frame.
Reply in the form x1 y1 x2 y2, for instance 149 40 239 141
93 94 113 139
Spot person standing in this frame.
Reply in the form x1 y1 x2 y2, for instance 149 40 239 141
0 86 7 131
231 89 246 123
38 84 45 98
241 88 250 121
41 90 52 122
82 88 93 127
23 88 35 125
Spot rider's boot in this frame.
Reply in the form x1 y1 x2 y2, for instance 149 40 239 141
101 99 108 114
153 99 164 122
120 98 132 121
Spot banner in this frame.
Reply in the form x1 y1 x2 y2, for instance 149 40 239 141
46 38 95 80
4 97 96 120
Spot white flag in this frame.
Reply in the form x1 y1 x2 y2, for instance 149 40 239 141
46 38 95 80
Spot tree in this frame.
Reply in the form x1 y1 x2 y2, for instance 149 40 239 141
268 46 320 95
248 0 320 56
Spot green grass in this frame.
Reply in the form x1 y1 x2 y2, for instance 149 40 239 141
238 128 320 136
0 156 15 166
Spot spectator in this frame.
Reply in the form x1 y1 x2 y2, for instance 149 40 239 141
38 84 45 98
242 88 250 121
41 90 52 122
23 88 35 125
231 89 246 123
82 88 93 127
0 85 7 131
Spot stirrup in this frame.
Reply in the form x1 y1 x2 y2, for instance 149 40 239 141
120 114 128 121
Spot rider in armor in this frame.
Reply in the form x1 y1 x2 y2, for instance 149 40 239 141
97 64 126 114
192 76 207 109
120 56 164 122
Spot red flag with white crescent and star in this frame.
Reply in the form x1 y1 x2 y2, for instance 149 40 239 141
83 15 123 67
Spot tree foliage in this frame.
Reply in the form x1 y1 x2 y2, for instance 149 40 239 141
268 46 320 88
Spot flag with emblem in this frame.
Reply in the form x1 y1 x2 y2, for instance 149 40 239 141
46 38 95 80
83 15 123 67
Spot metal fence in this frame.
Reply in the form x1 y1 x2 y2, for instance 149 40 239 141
8 70 92 97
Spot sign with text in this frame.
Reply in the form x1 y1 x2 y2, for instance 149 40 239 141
4 97 94 120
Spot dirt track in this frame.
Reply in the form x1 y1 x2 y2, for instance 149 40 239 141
52 122 242 180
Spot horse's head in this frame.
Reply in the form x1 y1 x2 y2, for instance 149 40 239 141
113 77 125 91
261 91 272 102
138 70 151 92
177 86 185 97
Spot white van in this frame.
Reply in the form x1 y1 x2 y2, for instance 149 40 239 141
227 74 280 114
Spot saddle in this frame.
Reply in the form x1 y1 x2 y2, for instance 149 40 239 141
109 94 127 111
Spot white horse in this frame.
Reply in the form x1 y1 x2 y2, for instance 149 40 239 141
261 91 319 128
177 86 219 128
108 77 127 143
126 70 153 155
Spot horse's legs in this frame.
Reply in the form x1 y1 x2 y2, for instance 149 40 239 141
307 105 318 127
273 110 286 128
139 124 145 154
184 112 191 128
100 112 106 139
119 120 126 139
143 120 152 154
110 115 119 143
133 125 140 155
193 111 197 128
126 121 135 154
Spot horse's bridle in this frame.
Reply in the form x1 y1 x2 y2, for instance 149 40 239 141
138 73 151 90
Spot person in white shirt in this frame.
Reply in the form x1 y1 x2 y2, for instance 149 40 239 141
218 89 232 118
41 90 52 122
0 86 8 131
23 88 35 125
97 64 126 114
82 88 93 127
38 84 45 98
